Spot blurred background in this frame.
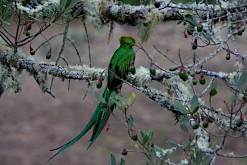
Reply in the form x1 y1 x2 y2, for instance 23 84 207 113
0 19 247 165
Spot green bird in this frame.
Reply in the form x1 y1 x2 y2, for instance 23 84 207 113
47 36 136 162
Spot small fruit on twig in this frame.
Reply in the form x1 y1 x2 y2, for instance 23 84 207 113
226 51 230 60
203 117 209 128
192 38 198 50
199 74 206 85
105 125 109 132
197 20 203 32
236 115 244 127
149 62 156 75
121 148 128 156
130 63 136 75
26 23 32 30
46 49 52 59
131 130 138 141
30 45 35 55
96 77 103 89
192 77 197 85
179 67 188 81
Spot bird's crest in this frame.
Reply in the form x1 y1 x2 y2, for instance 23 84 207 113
120 36 135 46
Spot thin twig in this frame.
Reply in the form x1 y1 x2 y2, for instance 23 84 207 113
82 19 91 67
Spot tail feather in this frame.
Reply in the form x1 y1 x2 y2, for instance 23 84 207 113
47 86 114 162
88 87 114 148
90 87 110 141
87 111 111 149
91 110 103 140
47 104 100 162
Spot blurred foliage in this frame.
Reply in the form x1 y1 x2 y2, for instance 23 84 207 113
0 0 14 24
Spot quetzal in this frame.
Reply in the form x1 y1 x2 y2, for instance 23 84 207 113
47 36 136 161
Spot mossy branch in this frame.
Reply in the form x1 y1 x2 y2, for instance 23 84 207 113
72 0 247 25
1 47 246 134
13 0 247 26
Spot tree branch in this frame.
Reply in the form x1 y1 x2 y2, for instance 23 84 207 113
77 1 247 25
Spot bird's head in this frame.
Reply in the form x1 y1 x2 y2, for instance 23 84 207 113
119 36 136 48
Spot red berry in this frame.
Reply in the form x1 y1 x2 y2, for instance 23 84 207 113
199 74 206 84
121 148 128 156
48 48 52 54
26 23 32 30
105 125 109 132
131 129 137 134
46 49 52 59
226 51 231 60
30 45 34 52
192 38 198 50
194 38 198 45
99 77 103 83
184 31 188 38
96 78 103 89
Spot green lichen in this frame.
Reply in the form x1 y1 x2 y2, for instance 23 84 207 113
180 159 189 165
0 37 34 96
194 128 210 151
235 61 244 70
67 64 105 80
155 146 176 158
138 8 164 42
83 0 107 30
177 81 192 100
228 72 238 84
130 66 151 87
67 64 104 73
0 65 23 95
